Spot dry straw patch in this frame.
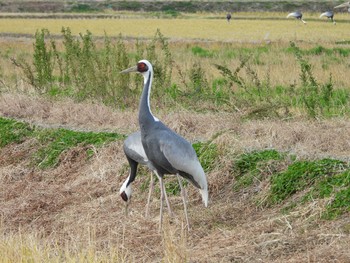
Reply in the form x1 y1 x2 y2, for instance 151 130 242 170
1 93 350 262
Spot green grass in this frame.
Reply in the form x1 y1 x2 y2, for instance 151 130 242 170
0 117 125 169
34 128 124 168
269 158 347 204
0 118 34 147
304 170 350 219
192 141 218 173
232 149 350 219
11 29 350 118
233 149 284 189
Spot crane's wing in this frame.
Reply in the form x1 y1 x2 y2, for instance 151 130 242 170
320 11 333 18
287 12 297 18
157 131 207 190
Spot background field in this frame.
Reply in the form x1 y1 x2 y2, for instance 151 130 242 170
0 8 350 263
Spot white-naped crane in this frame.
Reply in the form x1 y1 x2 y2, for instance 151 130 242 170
320 11 336 24
120 131 172 217
121 60 208 231
334 1 350 9
226 13 232 22
287 11 307 24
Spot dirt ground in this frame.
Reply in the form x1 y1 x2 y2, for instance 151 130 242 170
1 93 350 262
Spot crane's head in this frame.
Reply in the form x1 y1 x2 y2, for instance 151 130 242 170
119 177 132 203
120 60 153 76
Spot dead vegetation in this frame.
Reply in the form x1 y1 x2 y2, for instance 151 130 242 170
0 92 349 262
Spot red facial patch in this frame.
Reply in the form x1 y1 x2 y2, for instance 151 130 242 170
137 62 148 73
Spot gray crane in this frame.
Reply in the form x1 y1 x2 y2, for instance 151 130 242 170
226 13 232 22
320 11 336 24
287 11 307 24
121 60 208 230
120 131 172 217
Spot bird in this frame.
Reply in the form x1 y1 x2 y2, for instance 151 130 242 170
320 11 336 24
226 13 232 22
119 131 172 217
287 11 307 24
121 60 208 231
334 1 350 9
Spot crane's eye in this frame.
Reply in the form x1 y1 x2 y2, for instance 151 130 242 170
137 62 148 73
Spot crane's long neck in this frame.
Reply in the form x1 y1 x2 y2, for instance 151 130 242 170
139 70 159 131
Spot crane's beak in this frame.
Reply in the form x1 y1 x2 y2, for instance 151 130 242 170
120 65 138 74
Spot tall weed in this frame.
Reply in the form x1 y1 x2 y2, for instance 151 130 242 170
12 28 172 109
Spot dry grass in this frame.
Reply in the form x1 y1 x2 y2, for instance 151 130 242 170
1 92 350 262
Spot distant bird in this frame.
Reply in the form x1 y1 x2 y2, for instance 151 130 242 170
121 60 208 231
287 11 307 24
226 13 232 22
334 1 350 9
320 11 336 24
120 131 172 217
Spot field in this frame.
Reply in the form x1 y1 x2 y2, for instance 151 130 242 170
1 11 350 262
0 12 350 42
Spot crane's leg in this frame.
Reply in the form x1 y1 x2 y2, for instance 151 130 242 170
164 183 173 217
159 175 166 231
145 172 155 218
125 201 129 216
177 174 190 231
154 173 173 216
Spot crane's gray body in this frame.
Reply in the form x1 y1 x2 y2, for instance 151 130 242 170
320 11 336 24
122 131 149 189
121 59 208 230
120 131 149 202
138 69 207 196
287 11 306 24
320 11 334 19
287 11 302 19
120 130 172 216
123 131 147 165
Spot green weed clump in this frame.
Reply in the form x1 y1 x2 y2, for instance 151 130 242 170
0 117 34 147
304 170 350 219
192 141 218 173
34 128 124 169
191 46 215 58
13 28 172 109
268 158 347 204
289 42 336 118
231 148 350 219
213 42 350 118
214 55 289 118
233 149 284 189
0 117 124 169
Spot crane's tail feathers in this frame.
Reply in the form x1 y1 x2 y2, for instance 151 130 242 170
320 13 326 18
287 12 297 18
199 188 209 207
